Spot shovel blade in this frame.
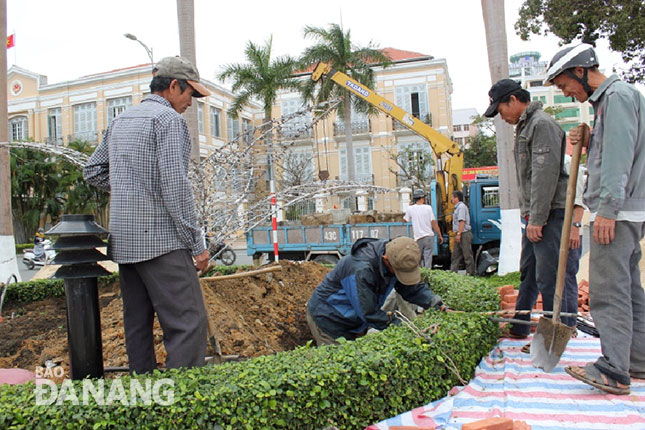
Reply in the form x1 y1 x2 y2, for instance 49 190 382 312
530 317 574 372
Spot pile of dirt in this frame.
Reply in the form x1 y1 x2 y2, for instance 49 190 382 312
0 261 330 373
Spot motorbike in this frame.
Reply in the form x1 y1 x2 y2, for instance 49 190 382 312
23 239 56 270
208 241 236 266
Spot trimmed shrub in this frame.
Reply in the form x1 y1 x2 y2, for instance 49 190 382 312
0 268 500 429
2 273 119 307
422 269 500 312
483 271 521 289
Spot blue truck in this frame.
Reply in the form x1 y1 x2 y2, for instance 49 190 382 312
247 176 501 274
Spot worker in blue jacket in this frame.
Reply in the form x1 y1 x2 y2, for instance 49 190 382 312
306 236 443 345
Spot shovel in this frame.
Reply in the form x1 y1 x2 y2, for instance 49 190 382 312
531 124 588 372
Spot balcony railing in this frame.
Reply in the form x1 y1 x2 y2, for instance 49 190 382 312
281 125 313 139
69 131 99 143
338 173 374 184
334 119 371 136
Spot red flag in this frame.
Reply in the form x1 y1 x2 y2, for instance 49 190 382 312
7 34 15 49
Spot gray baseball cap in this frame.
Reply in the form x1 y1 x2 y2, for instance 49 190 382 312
153 56 210 98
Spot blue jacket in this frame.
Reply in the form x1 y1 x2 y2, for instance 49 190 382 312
307 238 442 340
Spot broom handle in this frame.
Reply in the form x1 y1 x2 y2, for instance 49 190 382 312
553 126 585 322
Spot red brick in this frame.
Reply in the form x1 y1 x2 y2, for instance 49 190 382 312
512 421 531 430
462 418 513 430
501 301 516 310
498 285 515 300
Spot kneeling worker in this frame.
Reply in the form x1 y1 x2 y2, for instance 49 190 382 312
306 236 444 345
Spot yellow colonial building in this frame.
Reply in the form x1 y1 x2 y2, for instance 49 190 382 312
6 63 261 157
7 47 455 216
272 48 455 214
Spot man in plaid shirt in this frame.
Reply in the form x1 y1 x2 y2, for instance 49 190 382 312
84 56 211 373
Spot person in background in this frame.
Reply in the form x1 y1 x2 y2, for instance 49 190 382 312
450 191 475 276
33 228 45 261
306 237 444 345
545 43 645 395
404 189 444 269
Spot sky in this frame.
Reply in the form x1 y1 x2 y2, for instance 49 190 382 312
6 0 637 114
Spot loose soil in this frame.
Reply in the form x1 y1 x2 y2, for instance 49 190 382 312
0 261 330 373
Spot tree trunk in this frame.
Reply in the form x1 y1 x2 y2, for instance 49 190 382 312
176 0 200 162
343 93 357 212
0 0 22 281
481 0 521 274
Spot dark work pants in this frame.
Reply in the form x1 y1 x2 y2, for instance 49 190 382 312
119 249 207 374
511 209 564 336
562 241 582 327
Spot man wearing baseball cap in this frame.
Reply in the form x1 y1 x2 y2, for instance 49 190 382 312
306 236 444 345
84 56 211 373
484 78 568 344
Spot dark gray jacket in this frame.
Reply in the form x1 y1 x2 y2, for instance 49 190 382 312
307 238 442 340
514 102 568 225
584 75 645 220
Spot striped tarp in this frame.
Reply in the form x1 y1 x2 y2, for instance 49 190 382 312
367 336 645 430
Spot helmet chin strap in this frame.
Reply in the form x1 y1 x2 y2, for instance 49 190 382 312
565 69 594 98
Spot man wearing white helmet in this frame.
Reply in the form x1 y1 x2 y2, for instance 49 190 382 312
546 43 645 395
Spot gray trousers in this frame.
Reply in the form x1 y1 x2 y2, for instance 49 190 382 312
119 249 208 374
450 230 475 275
416 235 435 269
589 221 645 385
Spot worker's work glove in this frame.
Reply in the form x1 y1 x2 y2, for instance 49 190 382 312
429 295 444 311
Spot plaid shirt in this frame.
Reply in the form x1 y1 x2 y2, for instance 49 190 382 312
84 95 205 264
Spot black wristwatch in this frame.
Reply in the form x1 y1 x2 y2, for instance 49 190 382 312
572 222 582 228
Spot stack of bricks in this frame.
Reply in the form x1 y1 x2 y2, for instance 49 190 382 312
497 280 591 315
578 279 590 313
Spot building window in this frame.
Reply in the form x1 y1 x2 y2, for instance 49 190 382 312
227 115 240 140
396 84 429 123
242 118 252 144
554 94 574 104
281 98 312 137
47 108 62 145
198 103 204 134
73 102 97 142
556 107 580 119
532 95 547 104
339 146 372 183
106 96 131 124
396 142 434 187
561 123 580 132
529 80 543 87
589 106 594 115
210 106 221 137
9 116 28 141
462 124 469 131
453 124 462 132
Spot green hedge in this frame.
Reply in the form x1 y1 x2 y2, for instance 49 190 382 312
423 269 501 312
15 243 33 254
2 273 120 307
0 269 500 429
2 265 247 307
482 271 522 289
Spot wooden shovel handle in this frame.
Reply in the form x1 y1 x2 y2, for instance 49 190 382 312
553 126 585 321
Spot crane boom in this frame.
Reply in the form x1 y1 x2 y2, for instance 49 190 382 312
311 62 463 221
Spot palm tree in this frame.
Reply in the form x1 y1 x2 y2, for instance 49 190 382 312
176 0 200 161
299 23 391 195
218 36 301 192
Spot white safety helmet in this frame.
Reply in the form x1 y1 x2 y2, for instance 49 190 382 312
545 43 599 97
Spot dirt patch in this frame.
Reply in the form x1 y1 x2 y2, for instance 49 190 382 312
0 261 329 373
